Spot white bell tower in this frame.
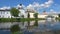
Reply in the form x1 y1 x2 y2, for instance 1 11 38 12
17 4 27 18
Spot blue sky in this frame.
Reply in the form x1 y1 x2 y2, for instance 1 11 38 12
0 0 60 12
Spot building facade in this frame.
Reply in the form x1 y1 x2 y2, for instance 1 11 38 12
0 4 59 18
0 9 11 18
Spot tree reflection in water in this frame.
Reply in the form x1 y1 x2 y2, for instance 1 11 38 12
22 21 24 25
10 24 22 34
27 21 30 29
34 20 38 27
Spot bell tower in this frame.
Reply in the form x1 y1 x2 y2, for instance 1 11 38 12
18 4 23 9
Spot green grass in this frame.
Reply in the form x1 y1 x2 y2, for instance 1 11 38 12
56 17 60 20
56 17 60 21
0 18 45 22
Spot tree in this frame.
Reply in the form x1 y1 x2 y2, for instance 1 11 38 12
58 14 60 17
10 8 20 22
34 13 38 19
10 8 20 17
27 12 30 18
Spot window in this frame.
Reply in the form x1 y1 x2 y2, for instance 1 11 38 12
1 12 5 14
8 16 10 18
6 12 8 14
1 12 2 14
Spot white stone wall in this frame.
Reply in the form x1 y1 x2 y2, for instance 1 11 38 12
0 10 58 18
38 15 48 18
29 13 47 18
30 13 35 18
0 11 11 18
29 13 48 18
29 13 58 18
52 15 58 18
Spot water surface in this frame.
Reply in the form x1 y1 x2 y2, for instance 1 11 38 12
0 20 60 34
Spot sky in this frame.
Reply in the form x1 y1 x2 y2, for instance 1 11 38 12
0 0 60 13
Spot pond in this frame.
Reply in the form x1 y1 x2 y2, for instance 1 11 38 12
0 20 60 34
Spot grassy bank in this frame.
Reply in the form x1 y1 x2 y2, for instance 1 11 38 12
0 18 45 22
56 17 60 20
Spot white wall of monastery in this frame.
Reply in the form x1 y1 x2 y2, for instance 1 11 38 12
29 13 58 18
0 11 11 18
38 15 48 18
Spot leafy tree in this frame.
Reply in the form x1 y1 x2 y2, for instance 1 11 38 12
10 8 20 17
58 14 60 17
10 8 20 22
26 9 30 18
34 13 38 19
27 12 30 18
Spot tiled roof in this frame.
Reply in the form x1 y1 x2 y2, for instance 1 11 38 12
0 9 10 11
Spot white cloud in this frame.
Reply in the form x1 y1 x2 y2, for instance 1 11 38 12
40 4 45 7
50 9 54 11
0 6 11 10
44 0 53 7
50 9 58 14
27 4 35 11
27 0 53 11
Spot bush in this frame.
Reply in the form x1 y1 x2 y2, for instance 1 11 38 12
0 18 45 22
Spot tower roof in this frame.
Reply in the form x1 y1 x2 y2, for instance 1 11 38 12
20 4 22 6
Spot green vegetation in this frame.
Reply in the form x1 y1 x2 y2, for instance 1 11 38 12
0 18 45 22
56 17 60 21
27 12 30 18
56 14 60 20
34 13 38 19
0 7 45 22
10 8 20 17
10 8 21 22
56 17 60 19
58 14 60 17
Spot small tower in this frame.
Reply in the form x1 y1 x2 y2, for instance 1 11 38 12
18 4 23 9
17 4 27 18
42 11 47 15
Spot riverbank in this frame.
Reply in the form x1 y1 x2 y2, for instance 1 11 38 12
56 17 60 20
0 18 45 22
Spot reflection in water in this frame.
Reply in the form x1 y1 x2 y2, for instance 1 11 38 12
27 21 30 26
34 20 38 26
0 20 60 34
10 24 22 34
22 21 24 25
